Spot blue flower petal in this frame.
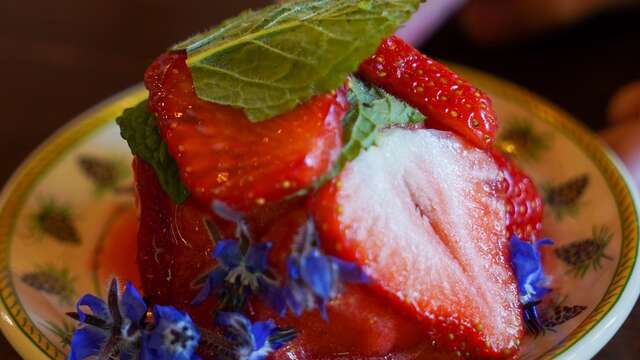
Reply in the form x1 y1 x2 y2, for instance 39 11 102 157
332 257 368 284
76 294 110 323
67 327 107 360
245 242 272 272
212 200 245 223
259 278 286 316
216 312 294 360
317 299 329 321
286 258 301 280
284 282 306 316
281 219 368 318
120 282 147 324
153 304 185 324
214 240 243 268
191 267 228 305
300 251 332 300
510 235 553 304
251 320 277 352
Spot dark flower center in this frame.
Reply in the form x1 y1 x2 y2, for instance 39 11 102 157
165 322 197 352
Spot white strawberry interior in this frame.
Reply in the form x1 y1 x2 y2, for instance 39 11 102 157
336 128 521 350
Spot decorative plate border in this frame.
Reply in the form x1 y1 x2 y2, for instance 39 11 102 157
0 65 638 359
0 86 147 359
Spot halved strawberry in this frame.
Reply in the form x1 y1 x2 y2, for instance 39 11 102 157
312 128 523 358
358 36 498 149
144 52 348 210
492 150 544 242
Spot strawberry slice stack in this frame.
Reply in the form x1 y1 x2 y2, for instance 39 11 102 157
145 52 347 211
134 35 547 359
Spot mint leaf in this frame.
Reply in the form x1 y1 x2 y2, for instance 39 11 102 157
174 0 422 122
116 101 190 203
318 77 425 184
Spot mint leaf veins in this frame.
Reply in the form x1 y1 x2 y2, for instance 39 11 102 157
173 0 422 122
116 101 190 203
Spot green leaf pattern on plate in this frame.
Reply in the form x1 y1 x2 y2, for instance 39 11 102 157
497 117 552 162
21 264 76 305
30 199 80 244
77 155 130 196
543 174 590 221
554 226 613 278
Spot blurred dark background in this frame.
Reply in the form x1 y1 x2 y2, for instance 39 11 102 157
1 0 639 358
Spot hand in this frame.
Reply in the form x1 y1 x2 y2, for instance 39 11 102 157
600 82 640 189
459 0 638 44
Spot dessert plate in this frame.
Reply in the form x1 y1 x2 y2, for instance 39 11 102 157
0 65 638 360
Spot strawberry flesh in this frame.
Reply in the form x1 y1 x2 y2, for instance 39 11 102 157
312 129 523 358
359 36 498 149
144 52 348 210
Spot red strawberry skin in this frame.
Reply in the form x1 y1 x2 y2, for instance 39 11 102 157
358 36 498 149
144 52 348 210
134 156 215 309
311 129 523 359
492 151 544 241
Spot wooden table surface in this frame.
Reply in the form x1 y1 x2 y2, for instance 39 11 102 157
1 1 639 358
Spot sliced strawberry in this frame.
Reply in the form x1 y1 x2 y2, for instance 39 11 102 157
257 209 434 359
358 36 498 149
312 129 523 358
492 150 544 242
144 52 348 210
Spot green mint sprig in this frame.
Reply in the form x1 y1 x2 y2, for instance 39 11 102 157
317 77 425 184
116 101 189 203
174 0 422 121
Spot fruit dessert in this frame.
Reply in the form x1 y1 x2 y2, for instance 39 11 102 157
66 1 554 359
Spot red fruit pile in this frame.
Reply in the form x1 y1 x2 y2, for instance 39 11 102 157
133 35 548 360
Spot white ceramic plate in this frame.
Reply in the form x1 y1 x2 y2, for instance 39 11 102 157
0 65 638 360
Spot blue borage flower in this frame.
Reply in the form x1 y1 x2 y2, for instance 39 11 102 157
192 201 281 312
67 279 146 360
215 312 295 360
509 235 554 335
283 218 368 319
141 305 201 360
191 239 282 311
66 279 201 360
